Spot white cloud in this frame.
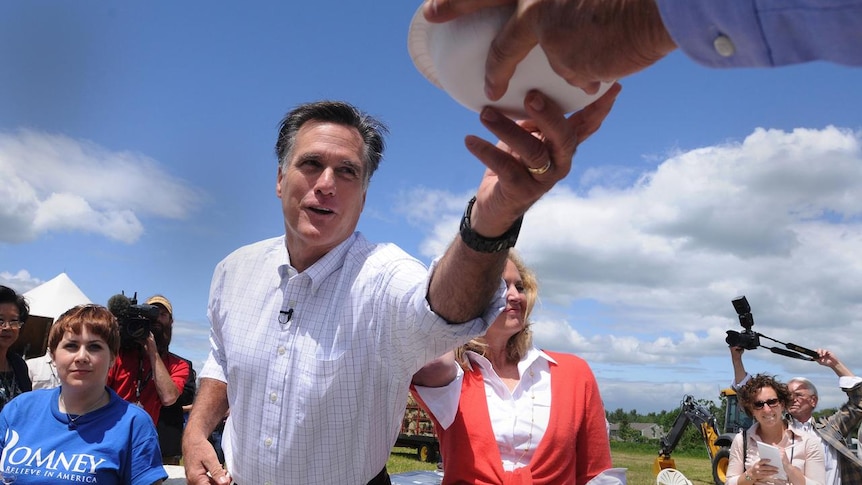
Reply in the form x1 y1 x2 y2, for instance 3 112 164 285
0 270 43 293
400 125 862 412
0 129 205 244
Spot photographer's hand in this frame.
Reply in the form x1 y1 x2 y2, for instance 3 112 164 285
145 331 182 406
816 349 852 377
143 332 159 360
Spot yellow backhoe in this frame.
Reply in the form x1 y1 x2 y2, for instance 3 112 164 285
653 389 751 485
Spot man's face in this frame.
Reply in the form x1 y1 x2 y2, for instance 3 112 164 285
277 121 367 270
152 304 173 348
787 381 817 421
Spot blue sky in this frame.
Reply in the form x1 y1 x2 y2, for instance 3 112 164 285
2 1 862 414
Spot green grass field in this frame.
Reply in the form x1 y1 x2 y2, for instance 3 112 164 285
388 442 717 484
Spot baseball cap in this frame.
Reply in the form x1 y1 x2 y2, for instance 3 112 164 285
145 295 173 316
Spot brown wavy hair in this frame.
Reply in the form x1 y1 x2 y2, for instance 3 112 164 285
737 373 792 418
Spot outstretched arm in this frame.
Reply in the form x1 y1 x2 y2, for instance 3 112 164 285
816 348 853 378
428 84 621 323
422 0 674 97
815 348 862 441
729 346 748 388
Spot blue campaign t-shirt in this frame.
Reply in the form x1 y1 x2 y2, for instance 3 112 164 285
0 387 167 484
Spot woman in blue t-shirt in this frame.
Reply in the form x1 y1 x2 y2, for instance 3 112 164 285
0 304 166 484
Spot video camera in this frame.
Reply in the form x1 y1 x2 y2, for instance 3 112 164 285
107 291 160 349
725 295 818 361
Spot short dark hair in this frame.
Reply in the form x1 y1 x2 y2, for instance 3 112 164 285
0 285 29 325
738 373 792 417
274 100 388 187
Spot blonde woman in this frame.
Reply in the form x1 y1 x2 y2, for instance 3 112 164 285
412 251 618 484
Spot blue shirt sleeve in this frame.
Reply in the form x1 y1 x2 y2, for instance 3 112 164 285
655 0 862 67
128 411 168 485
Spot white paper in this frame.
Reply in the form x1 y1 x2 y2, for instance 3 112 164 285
757 441 797 481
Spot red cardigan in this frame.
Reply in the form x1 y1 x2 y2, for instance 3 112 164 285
416 351 612 485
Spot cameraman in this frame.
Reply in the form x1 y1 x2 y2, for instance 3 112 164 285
730 346 862 484
107 295 190 426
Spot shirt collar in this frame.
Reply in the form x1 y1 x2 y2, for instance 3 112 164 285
278 233 357 294
465 346 555 373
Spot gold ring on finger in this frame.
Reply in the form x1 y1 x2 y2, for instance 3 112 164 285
527 160 552 175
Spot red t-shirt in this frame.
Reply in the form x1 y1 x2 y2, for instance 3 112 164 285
107 348 190 423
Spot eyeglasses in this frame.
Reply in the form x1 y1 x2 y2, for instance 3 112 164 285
753 398 781 410
0 320 22 329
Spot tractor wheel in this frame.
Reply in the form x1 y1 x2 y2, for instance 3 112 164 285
712 447 730 485
417 444 439 463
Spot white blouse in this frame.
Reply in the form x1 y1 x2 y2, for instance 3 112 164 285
415 347 554 471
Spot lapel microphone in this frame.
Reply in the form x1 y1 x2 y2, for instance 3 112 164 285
278 308 294 325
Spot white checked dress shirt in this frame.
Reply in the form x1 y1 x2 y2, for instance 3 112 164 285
200 233 500 484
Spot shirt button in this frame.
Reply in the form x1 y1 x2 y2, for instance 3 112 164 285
264 437 273 447
265 481 272 485
270 392 278 403
713 34 735 57
278 346 286 355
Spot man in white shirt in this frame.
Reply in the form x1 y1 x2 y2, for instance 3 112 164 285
26 352 60 390
730 346 862 484
182 93 619 485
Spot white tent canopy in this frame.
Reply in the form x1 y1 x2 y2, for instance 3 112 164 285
16 273 92 358
23 272 91 320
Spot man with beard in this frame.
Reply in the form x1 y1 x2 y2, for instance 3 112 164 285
107 294 190 425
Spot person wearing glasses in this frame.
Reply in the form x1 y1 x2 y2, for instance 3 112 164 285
730 346 862 484
0 286 32 411
726 374 826 485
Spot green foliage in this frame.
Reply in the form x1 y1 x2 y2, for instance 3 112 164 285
607 396 726 455
813 407 838 421
387 447 438 474
617 421 642 442
610 442 715 485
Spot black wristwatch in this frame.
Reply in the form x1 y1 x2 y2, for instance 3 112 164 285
459 196 523 253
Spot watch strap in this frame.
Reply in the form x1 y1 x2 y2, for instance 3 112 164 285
459 196 523 253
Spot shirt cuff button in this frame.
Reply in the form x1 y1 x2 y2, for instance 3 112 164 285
713 34 736 57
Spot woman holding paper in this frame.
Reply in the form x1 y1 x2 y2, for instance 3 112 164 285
726 374 826 485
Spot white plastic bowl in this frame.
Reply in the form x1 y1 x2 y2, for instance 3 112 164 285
407 5 613 119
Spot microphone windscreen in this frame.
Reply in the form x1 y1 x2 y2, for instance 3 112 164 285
107 294 131 319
